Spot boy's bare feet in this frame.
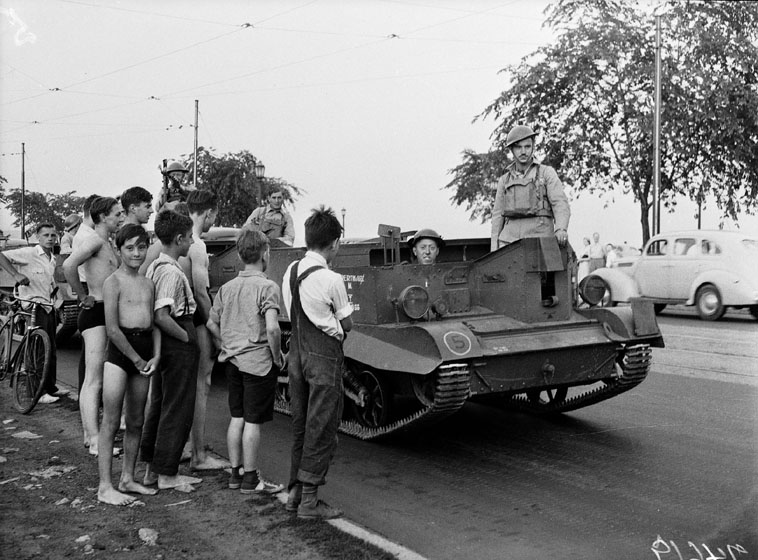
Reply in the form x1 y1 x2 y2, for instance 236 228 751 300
157 474 202 490
88 446 121 458
118 480 158 496
97 486 136 506
190 455 230 471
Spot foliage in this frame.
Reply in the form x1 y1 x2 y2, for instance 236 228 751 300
446 0 758 244
0 175 6 204
5 190 85 238
181 147 303 228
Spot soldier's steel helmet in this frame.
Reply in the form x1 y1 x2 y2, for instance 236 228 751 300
505 125 537 148
163 161 189 174
408 228 445 249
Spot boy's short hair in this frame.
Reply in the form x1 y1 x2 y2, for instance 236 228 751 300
186 189 218 215
237 228 269 264
36 222 56 234
90 197 119 225
304 205 342 250
83 194 100 218
115 224 149 249
154 209 193 245
120 186 153 213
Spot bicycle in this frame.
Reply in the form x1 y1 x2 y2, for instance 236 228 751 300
0 289 53 414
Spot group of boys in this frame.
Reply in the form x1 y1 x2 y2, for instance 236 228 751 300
2 188 352 519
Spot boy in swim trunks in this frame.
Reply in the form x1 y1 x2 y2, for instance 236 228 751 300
97 224 162 506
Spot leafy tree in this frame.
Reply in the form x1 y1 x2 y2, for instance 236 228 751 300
0 175 6 203
5 190 85 238
446 0 758 244
180 147 302 228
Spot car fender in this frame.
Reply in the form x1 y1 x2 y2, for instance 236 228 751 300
587 268 640 303
688 269 758 305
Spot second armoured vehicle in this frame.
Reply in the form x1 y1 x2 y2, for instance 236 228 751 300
209 225 665 440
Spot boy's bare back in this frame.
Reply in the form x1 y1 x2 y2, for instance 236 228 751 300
109 268 154 330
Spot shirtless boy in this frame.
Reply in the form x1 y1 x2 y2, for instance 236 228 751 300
97 224 161 506
63 196 125 455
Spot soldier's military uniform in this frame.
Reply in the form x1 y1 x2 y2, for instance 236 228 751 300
490 161 570 250
490 125 570 251
244 206 295 246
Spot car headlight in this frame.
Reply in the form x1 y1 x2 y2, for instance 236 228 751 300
399 285 429 319
579 275 610 306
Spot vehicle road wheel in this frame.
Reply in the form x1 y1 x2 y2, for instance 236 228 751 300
349 367 392 429
695 284 725 321
526 387 568 407
653 303 667 315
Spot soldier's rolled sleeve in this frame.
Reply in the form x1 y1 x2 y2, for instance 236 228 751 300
281 212 295 246
490 178 505 251
543 167 570 232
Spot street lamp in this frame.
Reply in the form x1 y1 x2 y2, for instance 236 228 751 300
254 161 266 206
341 208 346 238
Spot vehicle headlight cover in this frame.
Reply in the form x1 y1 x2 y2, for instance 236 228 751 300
399 285 429 319
579 275 609 306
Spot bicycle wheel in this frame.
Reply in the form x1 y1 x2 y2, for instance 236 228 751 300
0 318 12 381
12 329 52 414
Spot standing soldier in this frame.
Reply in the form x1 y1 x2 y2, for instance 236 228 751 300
490 125 570 250
156 161 194 213
244 189 295 246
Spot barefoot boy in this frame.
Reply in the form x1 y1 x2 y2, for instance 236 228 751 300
97 224 161 506
140 210 202 491
206 229 285 494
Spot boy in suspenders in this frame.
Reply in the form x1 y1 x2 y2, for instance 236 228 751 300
282 206 353 519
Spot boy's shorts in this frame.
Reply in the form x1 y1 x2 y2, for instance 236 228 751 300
226 362 278 424
105 328 154 377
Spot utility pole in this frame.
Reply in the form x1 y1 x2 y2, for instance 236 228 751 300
21 142 25 239
652 13 662 237
193 99 199 190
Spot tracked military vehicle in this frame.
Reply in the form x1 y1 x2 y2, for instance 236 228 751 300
209 225 664 440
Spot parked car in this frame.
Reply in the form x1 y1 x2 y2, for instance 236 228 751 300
578 230 758 321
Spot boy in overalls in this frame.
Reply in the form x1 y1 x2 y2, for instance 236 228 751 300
282 206 353 519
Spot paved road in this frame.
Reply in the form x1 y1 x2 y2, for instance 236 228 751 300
56 309 757 560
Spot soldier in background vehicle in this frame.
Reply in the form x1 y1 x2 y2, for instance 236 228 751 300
408 229 444 265
244 189 295 246
490 125 570 250
155 162 194 213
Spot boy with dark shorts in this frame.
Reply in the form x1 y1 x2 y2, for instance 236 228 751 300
207 229 285 494
98 224 161 506
282 206 353 519
140 210 202 491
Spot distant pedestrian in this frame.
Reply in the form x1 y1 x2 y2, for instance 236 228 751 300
97 224 160 506
206 228 285 495
588 232 606 272
282 206 353 519
578 236 591 281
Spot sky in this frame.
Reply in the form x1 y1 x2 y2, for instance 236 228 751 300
1 0 756 249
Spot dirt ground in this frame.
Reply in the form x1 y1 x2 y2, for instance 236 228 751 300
0 386 395 560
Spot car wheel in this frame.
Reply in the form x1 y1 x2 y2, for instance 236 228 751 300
653 303 667 315
695 284 725 321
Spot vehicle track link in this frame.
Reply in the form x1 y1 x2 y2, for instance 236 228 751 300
275 363 471 441
509 344 652 414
